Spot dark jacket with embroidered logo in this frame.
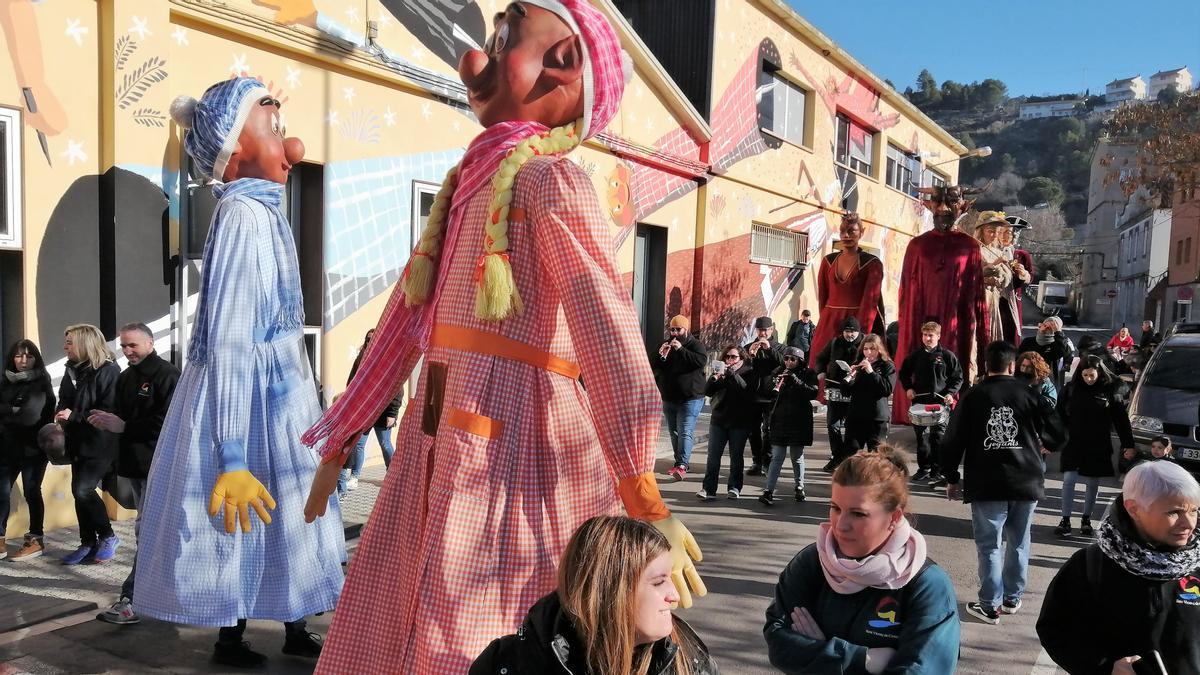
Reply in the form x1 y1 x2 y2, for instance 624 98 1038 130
897 345 963 403
114 351 180 479
764 544 960 674
939 375 1053 503
1037 499 1200 675
470 592 719 675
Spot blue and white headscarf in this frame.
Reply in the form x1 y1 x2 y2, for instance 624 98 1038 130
169 77 269 180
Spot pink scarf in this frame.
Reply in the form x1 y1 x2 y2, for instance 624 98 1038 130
815 517 928 594
301 0 627 457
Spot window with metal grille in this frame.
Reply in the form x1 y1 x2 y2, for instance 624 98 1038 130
0 108 21 250
886 145 921 197
750 223 809 268
835 113 875 176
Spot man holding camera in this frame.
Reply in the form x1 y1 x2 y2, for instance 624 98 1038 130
813 316 865 472
743 316 784 475
651 315 708 480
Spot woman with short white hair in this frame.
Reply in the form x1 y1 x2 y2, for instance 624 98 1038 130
1037 460 1200 674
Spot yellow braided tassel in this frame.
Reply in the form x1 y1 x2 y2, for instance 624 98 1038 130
475 120 581 321
402 120 583 321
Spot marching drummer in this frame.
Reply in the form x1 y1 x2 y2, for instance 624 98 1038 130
898 321 963 485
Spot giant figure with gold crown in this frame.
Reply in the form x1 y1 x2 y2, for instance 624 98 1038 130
299 2 706 672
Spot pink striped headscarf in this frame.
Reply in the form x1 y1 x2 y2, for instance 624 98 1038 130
302 0 630 457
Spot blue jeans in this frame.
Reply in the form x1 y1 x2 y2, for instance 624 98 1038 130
337 424 396 495
970 500 1037 610
765 445 805 492
663 398 704 469
1060 471 1100 520
702 423 750 494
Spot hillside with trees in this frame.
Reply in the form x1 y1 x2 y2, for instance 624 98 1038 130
902 69 1102 226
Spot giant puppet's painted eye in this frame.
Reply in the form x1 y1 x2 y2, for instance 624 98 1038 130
493 23 510 53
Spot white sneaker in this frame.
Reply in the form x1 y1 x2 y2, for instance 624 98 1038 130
727 488 740 500
695 490 715 502
347 476 360 491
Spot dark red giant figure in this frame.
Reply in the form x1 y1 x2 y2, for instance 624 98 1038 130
891 185 990 425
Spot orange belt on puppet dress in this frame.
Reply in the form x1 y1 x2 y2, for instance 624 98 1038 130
429 324 581 380
429 323 668 521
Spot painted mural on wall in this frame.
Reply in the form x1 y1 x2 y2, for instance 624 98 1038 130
1 0 69 165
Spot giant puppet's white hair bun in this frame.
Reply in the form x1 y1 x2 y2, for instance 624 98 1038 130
620 50 634 85
169 95 198 130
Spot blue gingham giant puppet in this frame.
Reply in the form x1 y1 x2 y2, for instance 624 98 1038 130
134 77 344 667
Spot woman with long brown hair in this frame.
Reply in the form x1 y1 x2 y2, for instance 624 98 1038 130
765 446 959 673
471 515 718 674
844 334 895 453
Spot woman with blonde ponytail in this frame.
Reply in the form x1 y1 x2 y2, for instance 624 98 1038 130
301 3 706 673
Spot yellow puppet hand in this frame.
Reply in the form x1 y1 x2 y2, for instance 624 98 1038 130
652 515 707 609
616 472 706 607
209 470 276 534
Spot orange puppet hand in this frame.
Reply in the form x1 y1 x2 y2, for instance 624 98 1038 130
618 472 707 608
209 470 276 534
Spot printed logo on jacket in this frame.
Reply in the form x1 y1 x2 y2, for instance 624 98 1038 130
865 596 901 638
1179 576 1200 606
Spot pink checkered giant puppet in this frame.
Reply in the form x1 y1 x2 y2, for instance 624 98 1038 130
300 2 706 671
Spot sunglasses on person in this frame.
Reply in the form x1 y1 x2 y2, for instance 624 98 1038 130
723 353 741 360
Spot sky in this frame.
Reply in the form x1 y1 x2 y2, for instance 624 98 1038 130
788 0 1200 98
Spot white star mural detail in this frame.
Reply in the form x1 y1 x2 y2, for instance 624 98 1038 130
65 19 88 46
171 27 189 46
420 102 432 120
229 53 249 74
326 110 340 126
343 87 357 103
345 6 360 23
128 16 151 40
383 106 396 126
286 66 302 89
61 139 87 166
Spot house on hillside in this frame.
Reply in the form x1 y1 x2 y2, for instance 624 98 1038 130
1019 98 1083 119
1106 75 1147 104
1148 67 1193 98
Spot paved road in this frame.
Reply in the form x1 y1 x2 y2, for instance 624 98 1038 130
1 394 1117 674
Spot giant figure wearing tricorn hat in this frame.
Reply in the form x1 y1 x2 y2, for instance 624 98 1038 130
299 2 706 671
891 183 991 425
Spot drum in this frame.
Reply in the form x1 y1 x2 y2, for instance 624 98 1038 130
825 386 848 403
908 403 948 427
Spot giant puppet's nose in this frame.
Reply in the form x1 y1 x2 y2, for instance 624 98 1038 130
458 48 492 94
283 136 305 166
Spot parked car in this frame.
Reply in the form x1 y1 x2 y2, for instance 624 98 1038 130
1127 328 1200 476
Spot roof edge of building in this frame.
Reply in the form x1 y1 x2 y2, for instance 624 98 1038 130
754 0 967 157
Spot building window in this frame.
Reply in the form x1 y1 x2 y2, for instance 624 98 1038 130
750 223 809 268
760 72 808 147
0 107 21 250
885 145 923 197
928 171 947 189
835 113 875 176
1178 240 1185 266
411 181 439 249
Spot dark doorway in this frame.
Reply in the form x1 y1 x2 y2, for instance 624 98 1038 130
0 250 22 350
633 224 667 351
286 162 325 328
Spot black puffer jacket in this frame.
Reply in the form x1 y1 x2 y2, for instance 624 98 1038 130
767 366 819 446
705 363 759 429
57 361 120 461
845 359 895 423
1058 377 1135 478
1037 499 1200 675
0 368 56 459
651 335 708 403
470 593 719 675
